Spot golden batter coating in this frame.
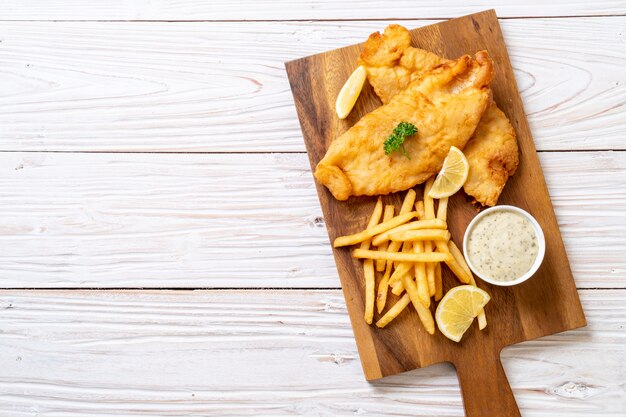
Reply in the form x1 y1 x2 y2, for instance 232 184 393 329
315 53 493 200
358 24 519 205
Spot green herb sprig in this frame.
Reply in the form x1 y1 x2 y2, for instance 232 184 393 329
383 122 417 158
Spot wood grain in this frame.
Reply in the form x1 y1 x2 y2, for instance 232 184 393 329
0 151 623 289
286 10 585 416
0 290 622 417
0 18 625 152
1 0 625 20
0 1 622 416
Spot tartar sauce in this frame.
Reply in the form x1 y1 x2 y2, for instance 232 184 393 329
466 210 538 281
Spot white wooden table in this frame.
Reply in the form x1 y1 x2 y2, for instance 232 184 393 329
1 2 625 416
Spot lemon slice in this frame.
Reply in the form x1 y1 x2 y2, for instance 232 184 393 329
428 146 469 198
435 285 490 342
335 66 367 119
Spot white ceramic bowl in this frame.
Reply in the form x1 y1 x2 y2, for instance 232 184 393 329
462 205 545 287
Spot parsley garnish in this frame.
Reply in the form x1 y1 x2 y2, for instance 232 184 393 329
384 122 417 158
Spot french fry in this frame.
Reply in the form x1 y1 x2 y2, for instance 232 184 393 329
388 262 406 286
355 189 486 333
400 272 435 334
400 189 417 214
437 197 448 221
415 198 434 296
448 240 471 275
385 242 400 268
360 198 383 325
363 259 375 324
448 240 487 329
391 280 405 296
389 229 451 243
417 193 437 297
359 197 383 251
388 243 413 286
353 249 452 263
390 244 410 296
376 293 410 328
376 262 393 313
334 211 417 247
383 189 417 269
371 219 447 246
414 201 425 220
389 242 430 298
377 284 435 334
424 240 436 297
434 240 471 284
389 245 411 296
387 240 403 270
435 263 443 301
412 241 430 307
376 227 436 332
424 177 436 220
376 205 395 271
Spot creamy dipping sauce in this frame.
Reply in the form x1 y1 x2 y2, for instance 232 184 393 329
466 210 539 281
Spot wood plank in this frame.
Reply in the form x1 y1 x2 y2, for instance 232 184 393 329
285 15 586 417
0 18 624 152
0 151 623 289
0 1 624 20
0 289 622 416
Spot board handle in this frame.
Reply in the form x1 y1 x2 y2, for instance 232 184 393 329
454 353 521 417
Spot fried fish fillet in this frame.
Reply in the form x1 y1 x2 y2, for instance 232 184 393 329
358 25 442 103
462 104 519 206
358 24 519 206
315 53 493 200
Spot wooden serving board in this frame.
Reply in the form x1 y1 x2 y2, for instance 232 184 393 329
285 10 586 417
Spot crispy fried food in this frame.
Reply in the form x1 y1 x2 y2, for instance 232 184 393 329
372 219 447 246
434 240 472 284
361 197 383 325
389 229 451 242
352 249 452 263
363 259 376 324
412 241 430 307
358 24 442 103
437 197 448 222
376 204 396 271
342 188 490 333
376 293 410 328
462 103 519 206
358 24 519 206
422 178 437 296
334 211 417 247
315 53 493 200
384 190 417 270
376 261 393 313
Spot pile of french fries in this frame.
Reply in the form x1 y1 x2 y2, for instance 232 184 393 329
334 178 487 334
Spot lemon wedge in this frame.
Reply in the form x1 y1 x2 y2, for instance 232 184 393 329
335 66 367 119
435 285 490 342
427 146 469 198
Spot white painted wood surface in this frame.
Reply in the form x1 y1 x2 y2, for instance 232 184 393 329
1 18 625 152
0 151 623 288
0 290 623 416
0 0 625 20
1 2 625 416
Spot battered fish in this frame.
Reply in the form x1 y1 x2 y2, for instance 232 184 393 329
358 24 519 206
315 53 493 201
